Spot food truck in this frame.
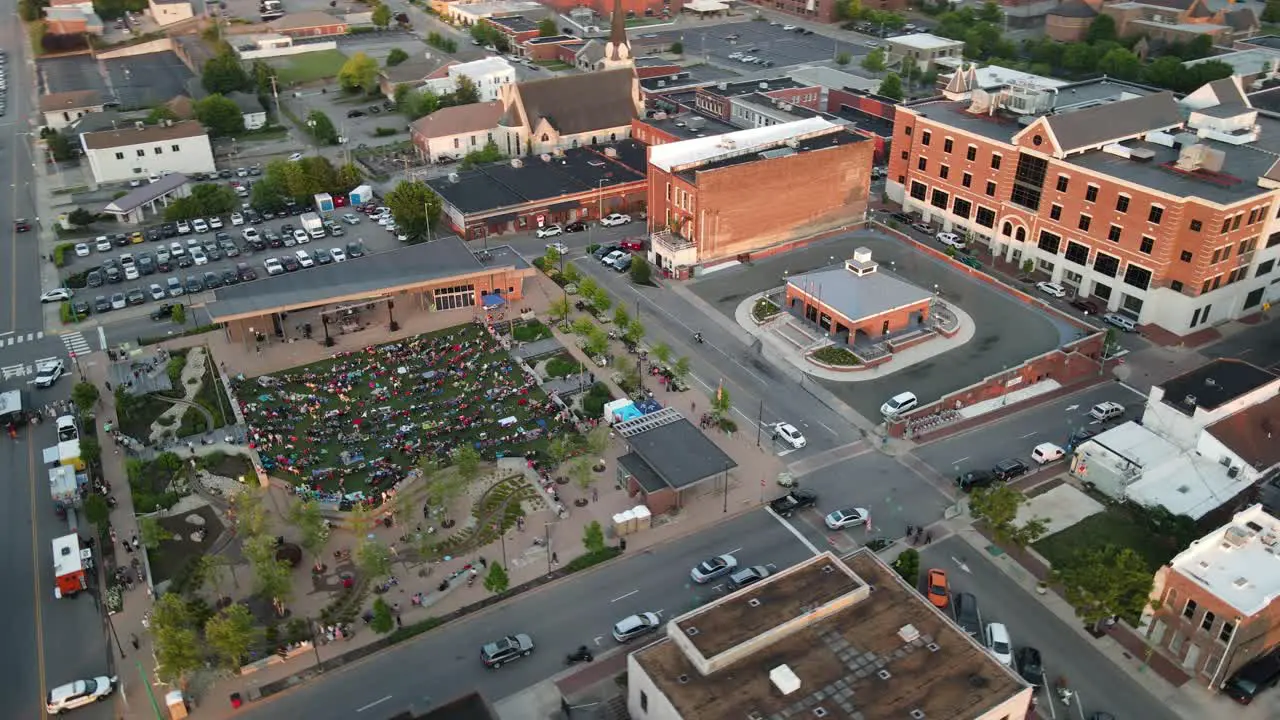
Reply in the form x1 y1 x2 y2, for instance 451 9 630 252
52 533 91 599
43 438 85 472
50 464 86 528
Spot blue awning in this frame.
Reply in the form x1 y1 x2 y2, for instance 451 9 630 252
482 294 507 308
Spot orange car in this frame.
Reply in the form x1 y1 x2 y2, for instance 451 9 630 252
926 568 950 609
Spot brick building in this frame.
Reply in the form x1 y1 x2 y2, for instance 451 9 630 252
735 0 840 23
538 0 680 20
269 11 349 38
693 78 821 122
785 247 935 346
1142 504 1280 689
646 117 873 274
886 75 1280 337
484 14 540 46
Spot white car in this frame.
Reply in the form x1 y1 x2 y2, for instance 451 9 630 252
147 173 160 184
1031 442 1065 465
612 612 661 642
41 288 73 303
264 257 285 275
600 213 632 227
690 554 738 583
191 218 209 234
124 265 140 280
824 507 869 530
208 216 224 229
235 167 248 178
293 229 310 245
230 212 244 226
342 212 361 225
74 243 90 257
167 277 184 297
545 242 570 255
128 178 142 188
880 391 918 417
772 422 806 449
288 152 304 161
377 214 395 227
935 231 966 249
46 675 117 714
190 247 208 266
169 241 186 257
95 236 113 252
985 623 1013 666
148 283 166 301
603 250 627 267
176 219 191 234
536 224 563 238
1035 281 1067 298
110 292 127 310
782 24 797 30
330 247 348 262
242 227 260 242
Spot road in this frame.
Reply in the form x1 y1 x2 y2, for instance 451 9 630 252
1201 318 1280 371
235 509 818 719
918 537 1179 720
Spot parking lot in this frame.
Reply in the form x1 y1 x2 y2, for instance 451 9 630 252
649 21 866 69
689 231 1075 420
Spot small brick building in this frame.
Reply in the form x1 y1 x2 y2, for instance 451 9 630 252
613 408 737 515
784 248 934 346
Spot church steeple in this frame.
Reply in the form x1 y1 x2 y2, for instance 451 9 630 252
601 0 632 69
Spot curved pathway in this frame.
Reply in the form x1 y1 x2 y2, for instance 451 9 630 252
153 395 217 436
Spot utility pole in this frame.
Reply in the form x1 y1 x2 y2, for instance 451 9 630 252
755 399 764 447
269 74 282 117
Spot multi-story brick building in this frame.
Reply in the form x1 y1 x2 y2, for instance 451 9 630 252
1142 504 1280 689
693 78 821 123
887 75 1280 337
736 0 840 23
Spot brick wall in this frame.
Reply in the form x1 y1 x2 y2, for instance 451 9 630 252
630 117 681 146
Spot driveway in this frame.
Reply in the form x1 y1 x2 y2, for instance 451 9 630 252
689 231 1073 419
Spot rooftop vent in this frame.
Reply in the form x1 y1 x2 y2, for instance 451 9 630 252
1234 577 1249 588
821 564 835 574
748 713 764 720
718 82 728 91
134 121 144 130
447 172 460 183
540 153 551 162
678 674 690 684
1184 394 1198 408
759 81 769 90
910 711 926 720
877 669 892 680
812 708 828 718
685 626 699 636
1224 526 1250 547
770 664 801 695
927 642 941 652
718 138 738 150
604 147 618 158
1206 377 1218 387
748 598 762 608
898 624 921 643
968 674 989 688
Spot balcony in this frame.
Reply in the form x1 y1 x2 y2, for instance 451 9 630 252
650 229 698 270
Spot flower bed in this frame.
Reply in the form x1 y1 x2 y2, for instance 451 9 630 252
811 346 861 366
752 297 781 322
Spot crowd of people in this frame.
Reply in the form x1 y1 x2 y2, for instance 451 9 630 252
235 323 574 503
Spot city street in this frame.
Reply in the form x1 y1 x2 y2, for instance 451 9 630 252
233 509 817 718
1202 316 1280 370
918 537 1179 720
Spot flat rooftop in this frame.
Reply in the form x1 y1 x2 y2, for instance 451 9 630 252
787 262 933 323
1241 34 1280 50
888 32 962 50
1158 358 1277 416
1207 394 1280 472
676 127 866 183
486 14 538 33
1168 504 1280 616
616 408 738 490
700 77 808 98
634 551 1027 720
641 112 739 141
650 117 840 172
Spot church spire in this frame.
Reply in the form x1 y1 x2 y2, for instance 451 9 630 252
608 0 627 58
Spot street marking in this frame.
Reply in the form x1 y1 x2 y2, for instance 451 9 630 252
593 636 604 646
776 448 796 457
356 696 393 713
1 363 31 379
60 331 91 355
817 421 836 435
766 507 822 556
1064 404 1079 412
2 331 40 346
97 325 107 350
0 331 11 337
611 590 638 603
952 456 969 465
727 546 741 555
1019 432 1038 439
951 556 971 573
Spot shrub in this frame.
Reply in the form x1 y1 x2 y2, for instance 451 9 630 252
812 346 860 366
373 127 399 137
53 243 75 267
751 298 780 322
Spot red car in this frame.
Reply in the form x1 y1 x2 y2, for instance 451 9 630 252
334 195 347 207
926 568 949 609
619 238 645 251
14 219 31 232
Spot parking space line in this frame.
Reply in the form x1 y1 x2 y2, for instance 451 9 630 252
766 507 821 556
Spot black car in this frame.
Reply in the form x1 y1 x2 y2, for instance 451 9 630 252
138 255 156 275
184 276 203 293
150 303 174 321
1014 647 1044 686
565 221 587 233
203 271 222 289
94 295 111 313
160 222 178 238
592 244 618 260
71 300 91 318
346 242 365 258
281 255 301 272
314 248 333 265
955 470 995 492
221 269 239 286
236 262 258 282
769 489 818 518
105 266 123 284
86 270 104 288
267 233 284 248
1070 297 1103 315
991 458 1029 482
245 209 261 224
218 169 233 179
1223 648 1280 704
112 233 129 247
126 287 146 305
368 105 381 114
177 254 194 269
144 228 163 242
347 109 366 118
205 246 223 262
952 591 981 638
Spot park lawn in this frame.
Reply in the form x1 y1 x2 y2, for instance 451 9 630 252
272 49 349 85
1032 505 1185 574
234 324 569 494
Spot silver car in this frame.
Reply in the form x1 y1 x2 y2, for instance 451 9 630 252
612 612 661 642
690 554 738 584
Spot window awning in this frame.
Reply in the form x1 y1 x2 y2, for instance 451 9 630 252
482 293 507 307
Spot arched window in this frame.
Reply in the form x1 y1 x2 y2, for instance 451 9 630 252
1015 227 1026 242
541 133 549 142
591 136 598 145
572 139 579 148
1002 222 1013 237
610 132 617 142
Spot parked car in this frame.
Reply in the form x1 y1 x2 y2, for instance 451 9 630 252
1103 313 1138 333
40 288 73 303
148 284 166 301
126 287 146 305
824 507 869 530
184 276 203 294
166 277 184 297
690 554 738 583
191 218 209 234
202 271 222 289
935 231 965 249
330 247 349 262
236 262 258 281
1069 297 1103 315
991 458 1029 482
1014 646 1044 686
984 622 1013 666
565 221 587 233
612 612 661 642
925 568 949 608
480 634 534 668
955 469 995 493
728 565 771 589
1223 647 1280 704
1089 401 1125 422
46 675 118 715
346 242 365 258
264 258 284 276
880 391 918 417
536 224 563 238
600 213 632 227
110 292 127 310
1031 442 1065 465
1035 281 1067 298
771 422 806 449
952 591 981 638
769 489 818 518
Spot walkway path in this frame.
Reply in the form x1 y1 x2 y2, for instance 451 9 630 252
147 345 212 445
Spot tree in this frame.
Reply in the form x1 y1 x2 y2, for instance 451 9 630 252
968 485 1048 547
537 17 557 36
672 356 691 383
146 106 180 126
651 342 672 368
150 594 202 683
589 286 612 313
613 305 631 328
622 318 645 346
460 140 503 168
45 129 75 162
251 60 276 95
71 381 99 411
195 553 233 598
356 538 394 580
230 489 270 537
891 547 920 586
370 597 395 633
862 48 887 72
449 76 480 106
670 41 684 55
484 562 510 593
630 255 652 285
402 87 441 120
203 50 251 95
835 51 852 66
166 182 238 220
194 94 247 137
80 437 101 467
571 316 596 337
1096 47 1141 81
584 328 610 357
577 275 599 300
286 499 329 568
244 534 292 614
582 520 605 553
385 48 409 67
385 180 442 241
561 262 581 285
452 444 482 483
709 384 731 418
338 52 380 93
570 457 595 494
204 603 259 670
1062 42 1099 74
1084 14 1118 43
423 471 468 522
336 162 364 193
139 516 172 549
878 72 904 101
372 2 392 28
83 494 110 530
66 208 97 228
549 296 571 323
1053 545 1155 626
171 303 187 326
307 110 340 145
1265 0 1280 23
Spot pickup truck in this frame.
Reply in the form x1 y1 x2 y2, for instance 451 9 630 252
769 489 818 518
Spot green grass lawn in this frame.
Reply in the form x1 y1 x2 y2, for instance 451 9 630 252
1033 505 1193 574
271 49 349 85
234 323 571 496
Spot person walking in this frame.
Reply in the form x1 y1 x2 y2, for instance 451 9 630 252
551 552 559 566
130 634 140 650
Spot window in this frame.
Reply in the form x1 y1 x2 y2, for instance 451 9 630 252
1258 259 1275 277
1182 599 1198 619
990 154 1001 170
1181 250 1194 263
1037 230 1061 254
1078 215 1092 232
1124 264 1151 290
1094 252 1120 278
1223 245 1232 260
1171 280 1184 292
962 172 972 188
1201 611 1216 632
1202 279 1213 294
1116 195 1130 213
1108 225 1122 242
1010 153 1048 211
1269 232 1280 248
904 126 912 136
1056 175 1069 192
454 138 460 148
940 165 950 180
1064 241 1090 266
910 181 927 201
1148 206 1163 224
640 691 648 712
931 188 949 210
1050 204 1062 221
1222 218 1233 233
943 138 953 153
1245 287 1265 310
953 197 971 219
918 157 928 171
966 145 977 161
985 180 996 197
153 146 163 155
1085 184 1099 202
1248 208 1259 225
976 206 996 228
115 152 124 160
136 149 145 157
1190 219 1202 232
1232 215 1242 231
901 150 908 160
1139 236 1154 255
922 130 931 146
1219 621 1235 644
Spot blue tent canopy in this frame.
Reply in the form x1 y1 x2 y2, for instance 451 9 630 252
482 294 507 308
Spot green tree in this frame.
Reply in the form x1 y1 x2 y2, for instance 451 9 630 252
650 342 672 368
139 516 172 549
630 255 652 285
460 139 503 168
307 110 340 145
570 457 595 494
1062 42 1099 74
709 384 731 418
71 381 99 411
338 52 380 93
549 296 571 322
582 520 606 553
204 603 259 670
836 0 862 20
577 275 599 300
18 0 43 21
83 494 110 530
251 59 276 95
286 499 329 568
861 47 887 72
968 485 1048 547
45 130 75 161
571 316 596 337
452 445 482 483
835 51 852 66
561 261 581 285
449 75 480 105
385 179 442 241
372 2 392 28
80 436 101 467
370 597 395 633
584 327 610 357
146 106 180 125
1084 13 1118 43
202 50 251 95
150 594 203 683
403 87 441 120
542 244 562 269
878 72 904 101
613 305 631 328
1052 545 1155 626
537 17 557 36
975 0 1002 22
66 208 96 227
484 562 510 593
423 470 468 522
244 534 292 613
1265 0 1280 23
670 41 684 54
892 547 920 586
194 94 247 137
356 538 394 580
622 318 645 346
336 162 364 192
171 303 187 325
1096 47 1141 81
1142 55 1186 90
672 356 691 383
385 47 409 66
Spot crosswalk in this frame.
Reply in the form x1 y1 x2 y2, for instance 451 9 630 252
61 331 92 356
0 331 43 347
1 357 60 381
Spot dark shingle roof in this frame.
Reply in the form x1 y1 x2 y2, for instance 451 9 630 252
624 417 737 490
1044 92 1182 153
1048 0 1098 17
1159 359 1277 417
513 68 637 135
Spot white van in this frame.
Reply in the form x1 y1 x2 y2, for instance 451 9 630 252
880 391 918 417
1031 442 1065 465
294 249 315 268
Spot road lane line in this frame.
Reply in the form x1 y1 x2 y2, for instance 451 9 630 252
611 590 638 603
27 437 48 716
727 547 741 555
97 326 107 350
1019 432 1038 439
765 508 821 556
0 331 12 337
356 696 393 712
952 456 969 465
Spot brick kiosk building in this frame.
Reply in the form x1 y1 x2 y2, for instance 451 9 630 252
886 75 1280 338
784 248 934 346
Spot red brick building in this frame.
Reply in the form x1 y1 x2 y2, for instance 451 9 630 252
886 75 1280 337
736 0 840 23
785 248 934 345
484 14 541 46
269 11 349 38
1142 504 1280 690
693 78 822 122
646 117 873 274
